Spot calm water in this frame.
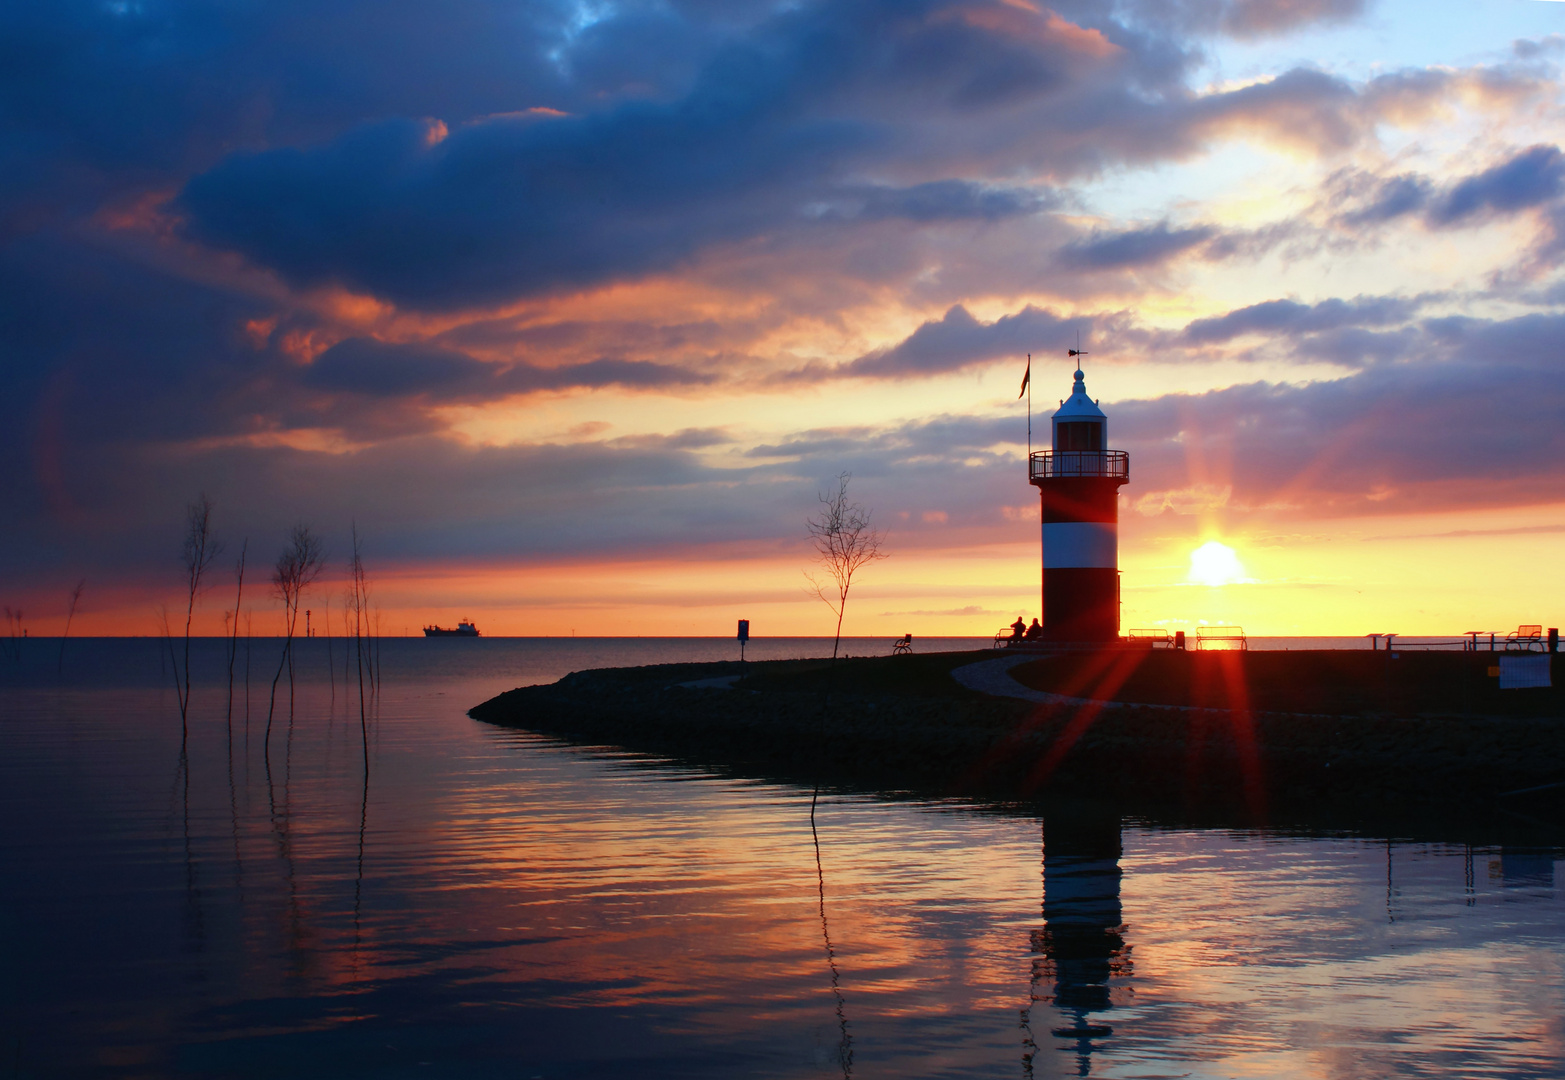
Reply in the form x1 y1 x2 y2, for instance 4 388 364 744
1 638 1561 1078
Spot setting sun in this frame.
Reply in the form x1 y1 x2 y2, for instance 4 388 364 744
1188 541 1246 587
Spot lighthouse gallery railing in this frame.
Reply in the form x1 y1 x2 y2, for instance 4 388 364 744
1029 450 1129 481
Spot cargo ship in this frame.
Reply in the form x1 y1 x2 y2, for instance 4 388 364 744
423 620 480 638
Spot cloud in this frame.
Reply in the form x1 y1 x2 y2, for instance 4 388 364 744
880 605 1006 617
166 0 1498 310
171 0 1136 309
1367 522 1565 541
1219 0 1366 38
1120 0 1368 41
1331 145 1565 231
1429 144 1565 225
1061 222 1216 269
1514 35 1565 61
303 337 720 404
1119 311 1565 515
304 338 494 397
846 304 1093 377
1180 294 1425 345
814 181 1055 223
1337 173 1433 225
1133 483 1232 516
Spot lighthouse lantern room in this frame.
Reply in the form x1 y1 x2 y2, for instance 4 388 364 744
1028 364 1129 641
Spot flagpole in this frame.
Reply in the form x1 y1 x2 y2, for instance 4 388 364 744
1026 353 1032 457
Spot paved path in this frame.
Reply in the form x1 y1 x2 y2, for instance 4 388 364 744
949 653 1092 705
951 653 1285 715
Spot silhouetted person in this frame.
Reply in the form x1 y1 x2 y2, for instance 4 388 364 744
1025 618 1043 641
1010 617 1027 643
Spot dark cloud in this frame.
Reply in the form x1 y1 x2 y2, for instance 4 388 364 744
305 339 495 398
1330 145 1565 232
845 305 1094 378
294 338 717 438
0 226 720 493
173 0 1138 308
165 0 1466 310
1119 0 1367 40
1513 35 1565 61
1181 295 1425 345
1219 0 1366 39
1061 222 1216 269
0 232 276 454
1338 173 1433 225
1430 144 1565 225
823 181 1055 223
0 1 574 236
310 338 719 399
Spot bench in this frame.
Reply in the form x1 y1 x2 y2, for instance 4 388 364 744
1196 625 1247 650
1126 629 1173 648
891 634 913 655
1506 624 1543 652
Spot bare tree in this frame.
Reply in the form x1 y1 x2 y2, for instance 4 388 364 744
57 579 85 676
226 540 247 725
4 607 24 663
347 524 371 772
175 495 222 733
323 595 335 703
264 525 325 752
805 472 888 660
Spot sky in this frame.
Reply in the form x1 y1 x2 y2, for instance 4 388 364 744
3 0 1564 638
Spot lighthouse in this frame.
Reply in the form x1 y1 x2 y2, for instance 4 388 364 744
1029 363 1129 641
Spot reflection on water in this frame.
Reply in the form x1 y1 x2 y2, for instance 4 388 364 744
0 639 1562 1078
1025 812 1131 1077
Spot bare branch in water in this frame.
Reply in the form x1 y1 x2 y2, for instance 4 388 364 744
265 525 325 755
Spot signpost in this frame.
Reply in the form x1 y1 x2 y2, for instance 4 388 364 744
737 619 749 662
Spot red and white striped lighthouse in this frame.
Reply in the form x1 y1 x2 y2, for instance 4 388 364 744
1029 365 1129 641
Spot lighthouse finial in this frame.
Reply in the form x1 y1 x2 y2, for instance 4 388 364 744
1068 338 1087 381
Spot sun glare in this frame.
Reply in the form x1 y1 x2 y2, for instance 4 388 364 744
1188 541 1246 587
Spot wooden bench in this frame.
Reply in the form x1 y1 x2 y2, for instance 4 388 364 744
891 634 913 655
1506 624 1543 652
1196 625 1247 650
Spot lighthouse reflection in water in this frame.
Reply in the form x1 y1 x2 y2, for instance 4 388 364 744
1024 811 1132 1076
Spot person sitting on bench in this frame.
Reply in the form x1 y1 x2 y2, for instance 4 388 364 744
1009 617 1026 642
1024 618 1043 640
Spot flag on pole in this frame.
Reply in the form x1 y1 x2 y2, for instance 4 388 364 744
1018 354 1030 399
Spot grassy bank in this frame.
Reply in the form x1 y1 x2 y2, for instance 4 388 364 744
468 649 1565 826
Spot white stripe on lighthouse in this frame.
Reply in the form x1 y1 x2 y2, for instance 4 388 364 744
1042 522 1118 568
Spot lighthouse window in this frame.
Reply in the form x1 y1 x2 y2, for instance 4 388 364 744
1057 422 1102 451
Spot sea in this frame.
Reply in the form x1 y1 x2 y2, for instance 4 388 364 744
1 636 1560 1079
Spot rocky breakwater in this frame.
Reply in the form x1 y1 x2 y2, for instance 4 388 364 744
469 649 1565 815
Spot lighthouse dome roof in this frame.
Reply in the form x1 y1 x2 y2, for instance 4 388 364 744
1052 369 1105 419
